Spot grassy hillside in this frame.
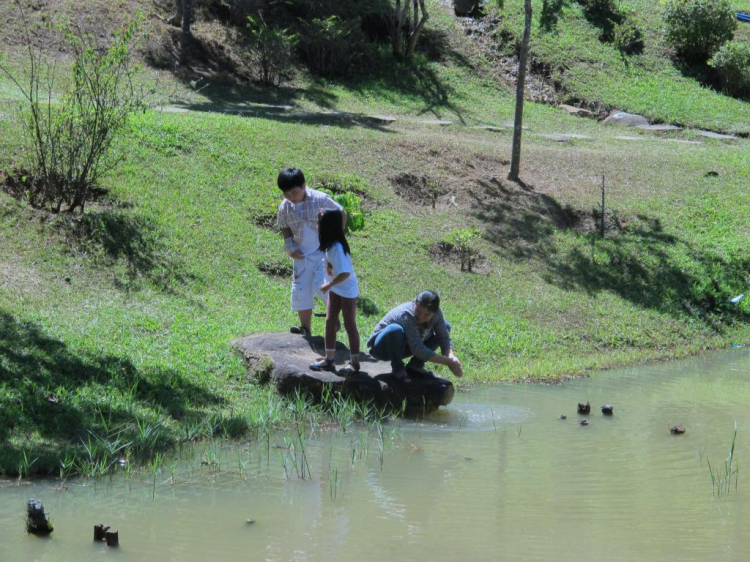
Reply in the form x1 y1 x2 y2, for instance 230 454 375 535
1 0 750 475
490 0 750 134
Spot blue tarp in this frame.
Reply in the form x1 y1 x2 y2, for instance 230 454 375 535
738 12 750 23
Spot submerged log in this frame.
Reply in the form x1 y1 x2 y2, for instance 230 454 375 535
26 499 54 535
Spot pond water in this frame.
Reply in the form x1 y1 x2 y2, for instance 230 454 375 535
2 349 749 562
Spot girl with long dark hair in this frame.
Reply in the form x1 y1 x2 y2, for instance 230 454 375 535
310 209 360 373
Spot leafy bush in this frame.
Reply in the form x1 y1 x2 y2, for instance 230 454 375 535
0 17 147 213
298 16 364 77
611 16 644 55
443 228 481 272
664 0 736 62
709 41 750 96
578 0 619 20
245 15 298 86
319 189 365 234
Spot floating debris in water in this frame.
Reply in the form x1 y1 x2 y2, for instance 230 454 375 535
246 519 256 525
558 415 567 420
577 402 591 415
601 405 614 415
670 425 686 435
580 419 589 426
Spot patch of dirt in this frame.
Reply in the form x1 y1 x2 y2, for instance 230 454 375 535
256 258 291 278
434 1 564 105
429 241 490 275
391 173 446 207
249 209 278 231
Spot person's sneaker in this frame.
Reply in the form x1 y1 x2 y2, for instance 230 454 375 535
309 358 335 372
290 326 311 336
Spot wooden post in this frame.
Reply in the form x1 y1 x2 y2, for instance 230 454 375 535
105 529 119 547
26 499 54 535
94 523 110 541
508 0 532 182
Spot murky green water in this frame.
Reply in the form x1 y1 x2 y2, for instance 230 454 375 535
3 350 749 561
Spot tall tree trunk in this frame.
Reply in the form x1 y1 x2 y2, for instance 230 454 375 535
180 0 192 64
508 0 532 182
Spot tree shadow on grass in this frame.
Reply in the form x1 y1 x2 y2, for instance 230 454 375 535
471 178 750 323
470 177 579 260
0 310 224 446
61 210 195 294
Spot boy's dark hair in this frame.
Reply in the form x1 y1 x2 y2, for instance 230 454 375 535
416 290 440 312
318 209 351 255
277 167 306 192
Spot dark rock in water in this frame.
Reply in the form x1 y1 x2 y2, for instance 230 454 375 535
601 404 614 415
670 425 686 435
26 499 53 535
231 332 454 415
580 419 589 426
577 402 591 414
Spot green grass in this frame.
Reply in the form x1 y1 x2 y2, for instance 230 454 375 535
491 0 750 134
1 0 750 475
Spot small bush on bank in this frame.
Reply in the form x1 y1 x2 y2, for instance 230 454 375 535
245 15 298 85
611 16 644 55
709 41 750 97
442 228 481 273
664 0 736 62
0 16 147 213
298 16 364 77
578 0 619 21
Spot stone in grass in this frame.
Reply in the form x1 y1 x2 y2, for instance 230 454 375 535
366 115 397 125
559 104 597 119
26 499 53 536
636 124 681 132
602 111 649 128
231 332 454 415
697 130 737 140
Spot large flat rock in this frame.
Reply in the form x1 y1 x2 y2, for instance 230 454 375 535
231 332 454 415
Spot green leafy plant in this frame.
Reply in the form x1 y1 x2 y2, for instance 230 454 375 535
443 228 481 272
298 16 364 77
245 15 298 86
664 0 736 62
611 16 644 55
319 189 365 234
709 41 750 97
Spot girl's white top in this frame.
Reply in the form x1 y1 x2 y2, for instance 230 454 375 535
326 242 359 299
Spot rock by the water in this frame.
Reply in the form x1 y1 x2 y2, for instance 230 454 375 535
603 111 649 128
231 332 454 415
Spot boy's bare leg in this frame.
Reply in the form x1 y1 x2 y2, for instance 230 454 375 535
297 309 313 332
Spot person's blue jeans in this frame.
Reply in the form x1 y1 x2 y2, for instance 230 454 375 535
369 322 450 373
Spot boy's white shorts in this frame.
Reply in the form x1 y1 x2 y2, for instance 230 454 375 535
291 253 326 311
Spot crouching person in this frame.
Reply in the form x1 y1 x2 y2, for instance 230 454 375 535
366 290 463 380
